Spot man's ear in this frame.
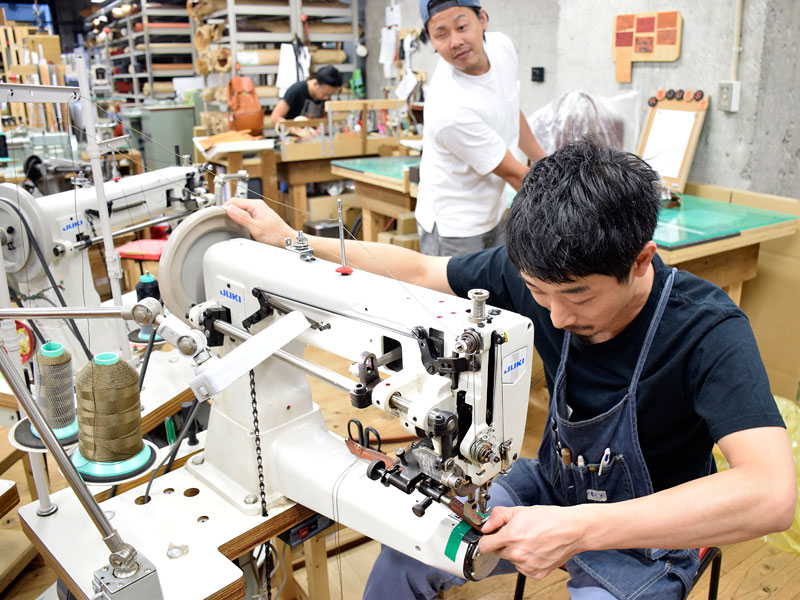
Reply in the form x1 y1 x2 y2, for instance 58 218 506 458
631 241 657 278
479 8 489 28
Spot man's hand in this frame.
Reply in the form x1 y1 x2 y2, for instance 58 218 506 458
224 198 294 247
478 505 587 579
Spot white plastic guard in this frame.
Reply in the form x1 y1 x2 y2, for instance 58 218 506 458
190 310 310 399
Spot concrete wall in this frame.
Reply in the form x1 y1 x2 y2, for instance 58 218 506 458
364 0 799 199
750 1 799 198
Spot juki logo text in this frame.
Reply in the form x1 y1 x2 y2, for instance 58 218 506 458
62 219 84 231
220 289 242 303
503 357 524 375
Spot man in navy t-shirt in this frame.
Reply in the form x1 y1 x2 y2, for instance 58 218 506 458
226 139 796 600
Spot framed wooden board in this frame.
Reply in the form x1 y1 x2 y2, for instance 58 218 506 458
636 96 708 193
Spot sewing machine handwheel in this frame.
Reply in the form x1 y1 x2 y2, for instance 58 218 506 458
0 183 51 278
158 206 251 323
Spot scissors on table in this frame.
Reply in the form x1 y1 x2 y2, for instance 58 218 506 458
347 418 381 452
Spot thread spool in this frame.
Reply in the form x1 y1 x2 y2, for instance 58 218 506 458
71 352 156 483
12 340 80 450
33 341 78 438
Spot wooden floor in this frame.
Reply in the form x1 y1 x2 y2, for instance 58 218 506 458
2 346 799 599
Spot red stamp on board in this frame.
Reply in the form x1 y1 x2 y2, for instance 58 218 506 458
636 16 655 33
616 32 634 47
616 14 635 30
635 37 654 53
657 29 677 45
658 11 678 29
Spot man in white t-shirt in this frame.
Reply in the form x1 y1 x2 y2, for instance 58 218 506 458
416 0 546 256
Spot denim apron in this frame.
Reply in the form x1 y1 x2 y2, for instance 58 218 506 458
499 267 700 599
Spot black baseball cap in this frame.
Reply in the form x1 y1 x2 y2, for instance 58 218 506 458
420 0 482 27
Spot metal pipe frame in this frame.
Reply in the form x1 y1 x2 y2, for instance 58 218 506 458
81 210 194 248
0 306 360 395
0 83 80 105
212 320 358 394
0 306 124 320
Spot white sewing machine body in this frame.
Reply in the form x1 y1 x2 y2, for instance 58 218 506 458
0 166 203 361
186 238 533 580
18 217 534 596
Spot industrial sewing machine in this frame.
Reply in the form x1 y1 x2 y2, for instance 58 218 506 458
11 207 533 598
0 165 209 365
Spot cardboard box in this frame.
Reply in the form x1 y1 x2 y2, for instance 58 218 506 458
396 212 417 235
376 231 395 244
307 193 357 221
391 233 420 252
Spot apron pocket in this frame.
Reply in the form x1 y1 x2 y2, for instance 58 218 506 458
586 454 636 503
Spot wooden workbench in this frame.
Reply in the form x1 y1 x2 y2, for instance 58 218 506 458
330 156 420 242
278 156 347 231
654 194 798 305
193 137 282 218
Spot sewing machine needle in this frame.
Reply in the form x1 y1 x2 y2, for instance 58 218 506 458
335 198 353 275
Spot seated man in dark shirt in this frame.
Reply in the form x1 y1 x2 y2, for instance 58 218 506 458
225 140 796 600
270 65 342 126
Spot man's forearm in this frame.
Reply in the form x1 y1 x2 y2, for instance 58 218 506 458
270 99 290 124
225 199 454 296
492 149 529 191
289 233 453 294
576 430 796 553
519 111 546 163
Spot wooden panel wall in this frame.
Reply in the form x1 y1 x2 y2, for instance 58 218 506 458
734 190 800 401
685 181 800 400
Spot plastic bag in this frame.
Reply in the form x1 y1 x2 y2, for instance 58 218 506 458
527 90 640 155
764 396 800 553
714 396 800 553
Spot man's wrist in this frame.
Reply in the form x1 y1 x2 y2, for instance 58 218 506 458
571 503 611 554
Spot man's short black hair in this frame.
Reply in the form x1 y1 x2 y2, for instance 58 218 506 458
314 66 342 88
506 139 662 284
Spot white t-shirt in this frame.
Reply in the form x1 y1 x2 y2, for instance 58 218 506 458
416 32 521 238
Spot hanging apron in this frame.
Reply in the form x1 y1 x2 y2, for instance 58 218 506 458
499 268 701 599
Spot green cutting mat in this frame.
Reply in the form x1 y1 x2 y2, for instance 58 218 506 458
331 156 420 181
654 195 797 249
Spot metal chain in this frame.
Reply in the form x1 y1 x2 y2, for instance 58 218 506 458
249 369 272 600
264 542 273 600
249 369 268 517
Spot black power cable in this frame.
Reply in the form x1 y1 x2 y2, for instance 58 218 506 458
0 197 93 361
142 398 203 504
7 285 46 345
138 325 157 391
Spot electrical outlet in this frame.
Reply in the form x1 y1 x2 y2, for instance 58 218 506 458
531 67 545 82
718 81 741 112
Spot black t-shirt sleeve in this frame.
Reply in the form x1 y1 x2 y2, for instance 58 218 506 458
688 313 784 441
281 81 309 119
447 246 529 312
